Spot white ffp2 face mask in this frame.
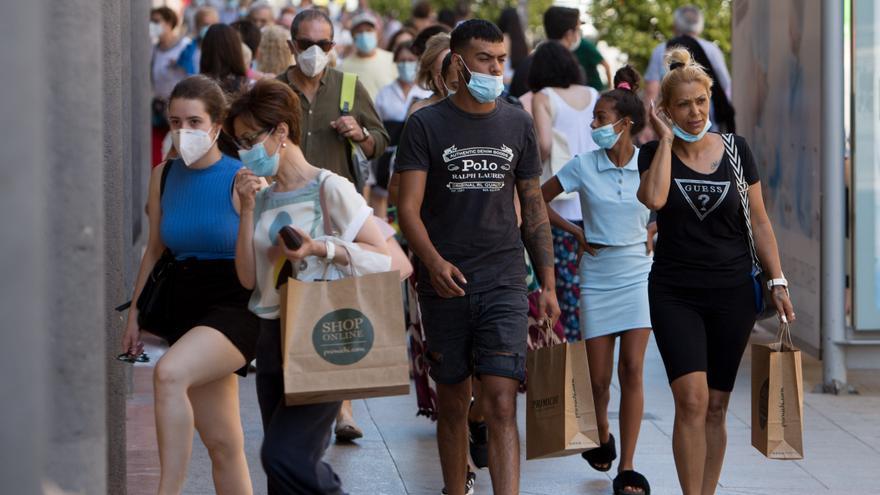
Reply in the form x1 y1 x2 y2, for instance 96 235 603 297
171 127 218 166
297 45 330 78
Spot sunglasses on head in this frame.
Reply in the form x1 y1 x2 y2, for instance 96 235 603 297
295 38 335 52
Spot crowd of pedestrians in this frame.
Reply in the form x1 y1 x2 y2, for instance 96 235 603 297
131 2 796 495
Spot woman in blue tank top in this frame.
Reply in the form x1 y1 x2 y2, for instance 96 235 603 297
122 75 261 495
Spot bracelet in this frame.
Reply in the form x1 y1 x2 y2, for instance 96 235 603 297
324 240 336 261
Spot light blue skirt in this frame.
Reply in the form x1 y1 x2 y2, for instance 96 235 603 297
578 243 653 340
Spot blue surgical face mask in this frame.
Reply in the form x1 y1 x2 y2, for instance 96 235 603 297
591 119 624 149
672 119 711 143
354 31 378 54
199 25 210 40
458 55 504 104
239 130 281 177
397 61 417 84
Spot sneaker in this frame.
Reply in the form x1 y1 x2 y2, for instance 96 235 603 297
441 470 476 495
468 420 489 469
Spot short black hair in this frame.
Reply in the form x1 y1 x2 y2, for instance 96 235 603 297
412 1 432 19
543 6 579 40
528 40 583 92
411 24 450 57
437 9 456 29
450 19 503 54
291 8 334 41
151 6 178 29
231 20 262 56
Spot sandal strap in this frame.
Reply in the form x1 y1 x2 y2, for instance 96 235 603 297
613 470 650 495
582 433 617 464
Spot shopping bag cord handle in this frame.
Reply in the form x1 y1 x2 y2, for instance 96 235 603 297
775 321 795 350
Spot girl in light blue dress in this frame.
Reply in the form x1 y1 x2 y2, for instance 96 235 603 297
541 65 653 495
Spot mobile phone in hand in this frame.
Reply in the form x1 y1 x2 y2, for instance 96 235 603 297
279 226 303 250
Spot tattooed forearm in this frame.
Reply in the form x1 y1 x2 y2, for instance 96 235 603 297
517 177 555 270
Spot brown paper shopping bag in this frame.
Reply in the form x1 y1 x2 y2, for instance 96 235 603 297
751 322 805 459
526 323 599 460
280 269 410 405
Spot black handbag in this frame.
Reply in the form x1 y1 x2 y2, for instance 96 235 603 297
722 134 777 320
135 248 175 331
116 161 177 328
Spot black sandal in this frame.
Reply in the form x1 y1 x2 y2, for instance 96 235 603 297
581 433 616 472
613 470 650 495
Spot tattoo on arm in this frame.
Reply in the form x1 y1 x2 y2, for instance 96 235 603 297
517 177 554 270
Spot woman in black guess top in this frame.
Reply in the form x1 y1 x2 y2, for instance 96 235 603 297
637 48 795 495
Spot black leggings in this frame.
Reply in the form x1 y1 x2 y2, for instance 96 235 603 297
648 280 756 392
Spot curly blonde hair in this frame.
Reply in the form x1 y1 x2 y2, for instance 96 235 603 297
256 25 293 76
659 47 714 110
416 33 451 94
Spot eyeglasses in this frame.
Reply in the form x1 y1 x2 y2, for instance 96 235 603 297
294 38 335 53
116 352 150 363
234 127 272 150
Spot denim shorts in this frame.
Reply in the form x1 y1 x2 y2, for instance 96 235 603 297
418 286 529 385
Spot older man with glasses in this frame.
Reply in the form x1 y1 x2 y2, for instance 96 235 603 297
278 9 388 191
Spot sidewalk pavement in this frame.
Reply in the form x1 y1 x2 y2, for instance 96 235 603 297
127 329 880 495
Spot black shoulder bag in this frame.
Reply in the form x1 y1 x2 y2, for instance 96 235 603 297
116 162 176 332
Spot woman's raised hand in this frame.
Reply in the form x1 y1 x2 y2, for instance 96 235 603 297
235 168 261 211
649 100 674 142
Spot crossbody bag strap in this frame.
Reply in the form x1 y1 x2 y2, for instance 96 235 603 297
721 133 762 272
318 171 336 236
316 171 359 277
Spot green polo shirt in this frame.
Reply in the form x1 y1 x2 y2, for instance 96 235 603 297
278 67 389 185
576 39 606 92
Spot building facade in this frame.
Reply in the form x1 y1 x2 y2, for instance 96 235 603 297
0 0 151 492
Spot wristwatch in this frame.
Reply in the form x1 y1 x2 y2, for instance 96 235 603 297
767 277 789 290
354 126 370 143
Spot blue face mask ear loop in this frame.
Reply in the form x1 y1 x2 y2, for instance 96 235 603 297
268 127 285 161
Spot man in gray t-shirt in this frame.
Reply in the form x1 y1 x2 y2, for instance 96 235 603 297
642 5 731 138
397 19 559 494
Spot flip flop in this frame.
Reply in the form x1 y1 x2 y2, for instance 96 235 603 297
334 421 363 442
613 470 651 495
581 433 616 472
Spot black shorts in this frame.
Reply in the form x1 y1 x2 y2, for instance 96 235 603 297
418 286 529 385
648 279 756 392
154 258 260 377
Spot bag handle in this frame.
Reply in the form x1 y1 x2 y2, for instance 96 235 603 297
721 133 762 273
537 319 562 347
775 321 795 351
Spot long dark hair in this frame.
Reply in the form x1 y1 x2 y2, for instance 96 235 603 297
199 24 248 96
528 40 582 92
497 8 528 71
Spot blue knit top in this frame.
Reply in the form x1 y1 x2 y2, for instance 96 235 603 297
160 156 240 260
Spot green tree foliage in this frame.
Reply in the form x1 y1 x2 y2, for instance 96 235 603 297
368 0 554 34
589 0 731 75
